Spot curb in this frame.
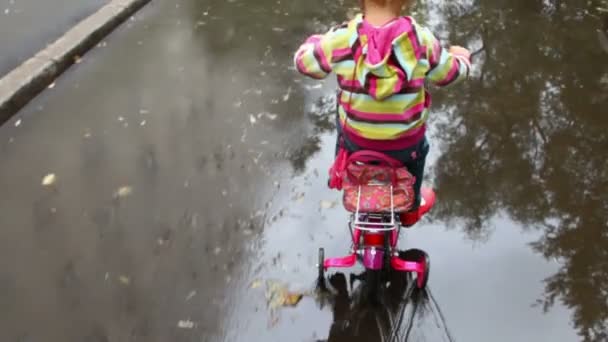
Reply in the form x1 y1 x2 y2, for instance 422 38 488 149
0 0 152 124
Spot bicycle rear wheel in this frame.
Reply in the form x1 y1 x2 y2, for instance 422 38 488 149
364 269 383 303
401 248 430 289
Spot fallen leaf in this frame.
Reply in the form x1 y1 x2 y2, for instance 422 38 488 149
118 275 130 285
177 320 195 329
114 186 133 198
293 192 305 203
320 200 337 209
258 112 278 120
42 173 56 186
282 87 292 102
241 128 247 143
283 292 303 306
186 290 197 301
305 84 322 90
265 280 305 309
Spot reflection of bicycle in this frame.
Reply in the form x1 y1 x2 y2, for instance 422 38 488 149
317 270 448 342
317 150 435 299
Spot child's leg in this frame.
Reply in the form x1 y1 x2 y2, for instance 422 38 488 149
402 138 430 209
396 138 429 226
381 138 429 209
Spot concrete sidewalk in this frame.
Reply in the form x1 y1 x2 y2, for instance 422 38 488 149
0 0 151 123
0 0 109 77
0 1 319 340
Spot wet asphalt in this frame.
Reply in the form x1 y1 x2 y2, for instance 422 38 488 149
0 0 607 341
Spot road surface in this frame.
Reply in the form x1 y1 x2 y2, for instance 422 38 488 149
0 0 606 341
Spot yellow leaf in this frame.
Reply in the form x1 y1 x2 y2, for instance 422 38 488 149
118 275 130 285
42 174 56 186
115 186 133 198
283 292 303 306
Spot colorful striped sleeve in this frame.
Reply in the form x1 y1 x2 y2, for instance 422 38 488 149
420 27 471 87
294 25 351 79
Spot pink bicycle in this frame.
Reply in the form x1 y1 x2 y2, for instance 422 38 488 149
317 150 435 297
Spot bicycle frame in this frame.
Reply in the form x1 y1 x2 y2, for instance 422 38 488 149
321 185 429 288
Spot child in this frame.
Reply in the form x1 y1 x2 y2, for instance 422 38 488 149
294 0 471 226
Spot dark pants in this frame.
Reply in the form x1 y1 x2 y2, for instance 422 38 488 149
335 130 430 209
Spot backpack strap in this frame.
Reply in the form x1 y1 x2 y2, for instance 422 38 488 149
328 138 349 190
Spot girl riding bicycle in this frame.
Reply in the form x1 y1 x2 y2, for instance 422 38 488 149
294 0 471 226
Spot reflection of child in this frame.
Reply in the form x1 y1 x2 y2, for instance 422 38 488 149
294 0 471 225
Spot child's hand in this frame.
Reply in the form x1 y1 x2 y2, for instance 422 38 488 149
449 46 471 60
305 34 324 44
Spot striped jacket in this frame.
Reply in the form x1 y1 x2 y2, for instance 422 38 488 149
294 14 470 150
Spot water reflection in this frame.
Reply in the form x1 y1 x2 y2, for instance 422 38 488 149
285 0 607 340
318 272 453 342
422 0 608 340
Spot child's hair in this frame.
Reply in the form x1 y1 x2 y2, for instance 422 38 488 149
364 0 406 3
360 0 412 11
361 0 410 6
